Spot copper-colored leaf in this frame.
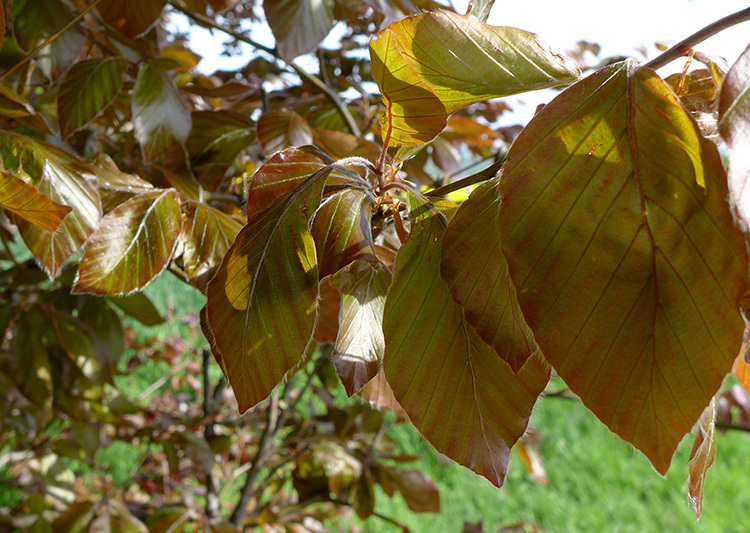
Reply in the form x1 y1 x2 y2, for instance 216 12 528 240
377 465 440 513
263 0 335 63
97 0 168 39
0 171 71 232
73 189 181 295
257 108 313 156
91 153 154 211
313 276 340 343
358 369 406 417
733 351 750 395
498 60 746 473
383 213 549 486
687 398 717 518
186 110 256 164
441 176 538 372
370 10 579 146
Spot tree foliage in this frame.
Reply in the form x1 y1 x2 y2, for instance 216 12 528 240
1 0 750 529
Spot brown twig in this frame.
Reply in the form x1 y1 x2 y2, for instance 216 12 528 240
202 349 220 520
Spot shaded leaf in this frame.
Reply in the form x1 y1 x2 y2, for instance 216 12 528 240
0 83 52 133
719 43 750 229
58 58 127 139
91 153 154 211
205 166 332 411
377 465 440 512
370 11 580 145
358 369 406 418
257 108 313 156
108 292 165 326
313 277 340 343
97 0 168 39
441 176 538 372
332 260 391 396
311 189 375 278
687 397 716 518
0 171 71 231
133 63 192 160
264 0 335 63
0 134 101 278
353 469 376 519
156 165 203 202
181 201 243 290
498 60 746 473
312 127 381 162
8 311 53 424
186 110 256 164
0 4 4 52
73 189 181 295
383 213 549 486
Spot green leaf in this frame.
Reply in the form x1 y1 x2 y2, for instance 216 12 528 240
73 189 182 295
132 63 192 160
181 201 243 290
332 260 391 396
263 0 335 63
205 166 332 411
719 43 750 229
0 134 102 279
58 58 127 139
186 110 256 164
497 60 746 473
370 10 580 146
440 176 538 372
108 292 165 326
0 171 72 232
97 0 168 39
383 213 549 487
257 108 313 156
311 189 376 278
687 397 717 518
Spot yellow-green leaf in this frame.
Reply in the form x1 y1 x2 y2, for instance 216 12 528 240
0 171 71 232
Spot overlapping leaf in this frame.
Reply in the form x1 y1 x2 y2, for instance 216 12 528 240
332 260 391 396
497 60 746 473
133 63 192 160
97 0 168 38
58 58 127 139
73 189 181 295
264 0 335 62
186 110 256 164
383 214 549 486
719 43 750 228
733 352 750 395
441 176 538 372
0 171 71 231
181 201 243 290
205 166 332 411
0 134 101 278
687 398 716 518
91 153 154 210
257 108 313 156
0 83 51 133
370 10 580 145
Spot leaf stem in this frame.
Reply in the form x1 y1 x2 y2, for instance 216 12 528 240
0 0 104 82
168 1 361 137
426 156 504 197
644 7 750 70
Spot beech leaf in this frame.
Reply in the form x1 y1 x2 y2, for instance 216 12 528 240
719 43 750 228
73 189 182 295
733 351 750 395
383 213 549 486
205 166 332 412
687 398 716 518
370 10 580 146
0 171 71 232
263 0 335 63
97 0 168 39
498 60 746 473
257 108 313 156
186 110 256 164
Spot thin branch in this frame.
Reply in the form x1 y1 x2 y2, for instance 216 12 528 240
0 0 104 81
327 497 407 529
715 422 750 434
168 0 361 136
644 7 750 70
202 349 220 521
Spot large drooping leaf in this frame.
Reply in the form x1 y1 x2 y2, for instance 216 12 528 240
257 108 313 156
132 63 192 160
497 60 746 473
369 10 580 146
383 213 549 486
0 171 71 231
263 0 335 63
73 189 181 295
58 58 127 139
205 166 332 412
440 176 538 372
0 134 101 278
311 189 375 278
97 0 168 39
180 201 243 290
186 110 256 164
332 260 391 396
719 43 750 229
687 398 717 518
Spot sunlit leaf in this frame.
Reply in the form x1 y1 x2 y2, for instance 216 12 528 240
73 189 181 295
370 10 580 146
358 369 406 417
311 128 381 162
257 108 313 156
58 58 127 139
733 351 750 395
383 213 549 486
332 260 391 396
181 201 243 290
686 397 716 518
440 176 537 372
516 427 548 485
311 189 375 278
467 0 495 22
205 166 332 411
719 43 750 229
133 63 192 160
498 60 746 473
97 0 168 39
264 0 335 63
0 171 71 231
0 134 102 278
186 110 255 164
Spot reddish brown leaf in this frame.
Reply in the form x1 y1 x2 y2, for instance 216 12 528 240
358 369 406 418
0 171 71 232
377 465 440 513
313 277 340 344
97 0 168 39
257 108 313 156
733 351 750 395
687 398 717 518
